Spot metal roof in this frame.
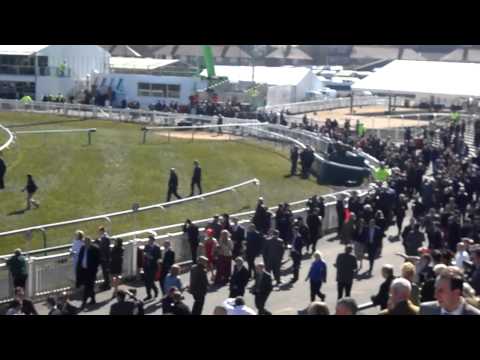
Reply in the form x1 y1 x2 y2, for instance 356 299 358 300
200 65 312 86
352 60 480 98
0 45 49 55
110 57 179 70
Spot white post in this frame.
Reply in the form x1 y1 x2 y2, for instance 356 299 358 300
26 257 36 298
93 105 98 119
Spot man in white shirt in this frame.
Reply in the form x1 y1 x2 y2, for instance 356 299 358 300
223 297 257 315
453 242 470 270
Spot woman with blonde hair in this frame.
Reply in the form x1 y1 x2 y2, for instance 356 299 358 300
215 230 234 285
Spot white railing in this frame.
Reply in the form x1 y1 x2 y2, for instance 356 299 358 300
0 179 260 253
0 123 15 152
0 184 372 302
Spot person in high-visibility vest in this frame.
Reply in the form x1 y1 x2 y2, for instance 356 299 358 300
451 111 460 124
373 162 391 183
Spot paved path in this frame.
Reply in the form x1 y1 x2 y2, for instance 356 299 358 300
34 218 408 315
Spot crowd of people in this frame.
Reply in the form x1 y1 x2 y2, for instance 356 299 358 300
4 109 480 315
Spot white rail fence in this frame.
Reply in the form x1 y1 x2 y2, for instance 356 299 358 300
0 185 373 303
0 179 260 257
0 124 15 152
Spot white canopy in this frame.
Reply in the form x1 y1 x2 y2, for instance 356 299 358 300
0 45 48 55
352 60 480 98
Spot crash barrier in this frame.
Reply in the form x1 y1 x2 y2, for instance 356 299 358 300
0 184 375 303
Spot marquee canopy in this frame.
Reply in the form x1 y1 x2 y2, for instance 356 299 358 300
351 60 480 98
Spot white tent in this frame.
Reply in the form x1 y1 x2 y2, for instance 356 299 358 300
351 60 480 98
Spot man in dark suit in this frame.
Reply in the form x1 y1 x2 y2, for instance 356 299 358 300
143 236 161 301
246 224 263 279
371 264 395 310
290 145 299 176
231 218 245 259
336 196 345 236
262 230 284 286
189 256 209 315
420 267 480 315
166 168 182 202
364 219 383 275
229 257 250 298
190 160 202 196
252 263 273 315
0 155 6 190
335 245 358 299
183 219 199 263
76 237 101 309
95 226 111 290
159 240 175 296
469 248 480 295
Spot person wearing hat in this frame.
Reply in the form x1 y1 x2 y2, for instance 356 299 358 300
188 256 209 315
6 249 28 289
166 168 182 202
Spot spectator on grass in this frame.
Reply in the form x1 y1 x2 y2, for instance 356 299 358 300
190 160 202 196
335 297 358 315
166 168 182 202
0 154 6 190
7 249 28 289
22 174 39 210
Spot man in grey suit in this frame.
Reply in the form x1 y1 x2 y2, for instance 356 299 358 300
420 267 480 315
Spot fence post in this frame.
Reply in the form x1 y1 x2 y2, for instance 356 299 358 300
142 128 148 144
26 257 36 298
93 106 98 119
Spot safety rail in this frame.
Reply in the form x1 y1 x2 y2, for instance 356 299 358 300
0 178 260 253
0 184 373 302
14 128 97 145
0 124 15 152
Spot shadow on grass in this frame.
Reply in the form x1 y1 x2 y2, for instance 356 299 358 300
7 208 28 216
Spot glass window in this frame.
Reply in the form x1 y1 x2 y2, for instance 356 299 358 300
166 84 180 98
151 83 166 97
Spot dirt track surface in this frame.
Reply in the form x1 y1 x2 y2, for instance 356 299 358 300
307 106 429 129
155 130 242 141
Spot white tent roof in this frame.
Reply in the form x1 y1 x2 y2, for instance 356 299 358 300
110 57 179 70
200 65 311 86
0 45 49 55
352 60 480 98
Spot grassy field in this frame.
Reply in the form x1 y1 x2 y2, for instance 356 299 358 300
0 113 332 254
